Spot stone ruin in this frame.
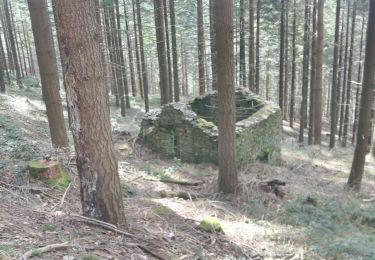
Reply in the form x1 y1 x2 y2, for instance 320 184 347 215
139 88 281 167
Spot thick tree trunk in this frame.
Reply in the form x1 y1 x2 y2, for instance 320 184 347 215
299 0 310 143
342 1 356 147
197 0 205 95
54 0 127 228
352 13 366 144
28 0 68 148
348 0 375 192
249 0 255 91
169 0 179 102
0 30 8 89
136 0 149 111
3 0 21 87
329 0 342 149
154 0 169 104
214 0 237 194
313 0 324 145
289 0 297 128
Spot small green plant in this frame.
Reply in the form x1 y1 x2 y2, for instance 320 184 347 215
31 249 42 257
81 254 98 260
0 245 15 257
120 181 136 196
42 223 57 232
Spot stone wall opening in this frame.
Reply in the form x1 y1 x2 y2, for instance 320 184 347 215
139 88 281 168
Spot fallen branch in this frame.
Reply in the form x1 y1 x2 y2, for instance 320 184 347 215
159 177 204 186
21 242 71 259
69 214 168 260
69 214 136 238
0 181 50 194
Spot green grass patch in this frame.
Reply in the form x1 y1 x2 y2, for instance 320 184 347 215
280 195 375 259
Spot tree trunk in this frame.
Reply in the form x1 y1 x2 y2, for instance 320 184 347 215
347 0 375 192
279 0 286 114
154 0 169 104
103 6 119 107
53 0 127 228
3 0 21 86
136 0 149 111
197 0 205 95
0 30 9 87
249 0 255 91
299 0 310 143
289 0 297 128
169 0 179 102
255 0 260 94
308 0 317 145
352 13 366 144
313 0 324 145
0 8 13 73
115 0 130 110
339 1 351 141
283 0 289 120
214 0 237 194
342 1 356 147
239 0 245 87
209 0 217 91
131 0 143 98
27 0 69 148
123 0 136 97
329 0 342 149
163 0 173 102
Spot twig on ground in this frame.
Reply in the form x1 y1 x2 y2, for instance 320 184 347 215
59 178 75 209
21 242 71 259
69 214 168 260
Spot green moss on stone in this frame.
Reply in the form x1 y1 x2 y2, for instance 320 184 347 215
198 217 223 233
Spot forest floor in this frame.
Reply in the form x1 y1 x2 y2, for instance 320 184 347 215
1 84 375 260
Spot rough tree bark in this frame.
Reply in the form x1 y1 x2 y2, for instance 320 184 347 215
342 1 357 147
136 0 150 111
197 0 205 95
169 0 179 102
329 0 342 149
214 0 237 194
352 13 366 144
239 0 245 87
290 0 297 128
3 0 21 87
339 0 351 141
123 0 136 97
27 0 68 148
209 0 217 91
53 0 127 228
163 0 173 101
308 0 317 145
154 0 170 104
299 0 310 143
347 0 375 192
313 0 324 145
249 0 255 91
255 0 260 94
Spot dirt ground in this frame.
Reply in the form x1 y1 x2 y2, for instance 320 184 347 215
1 87 375 260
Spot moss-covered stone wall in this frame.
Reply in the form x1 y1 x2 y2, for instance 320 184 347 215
139 88 281 167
